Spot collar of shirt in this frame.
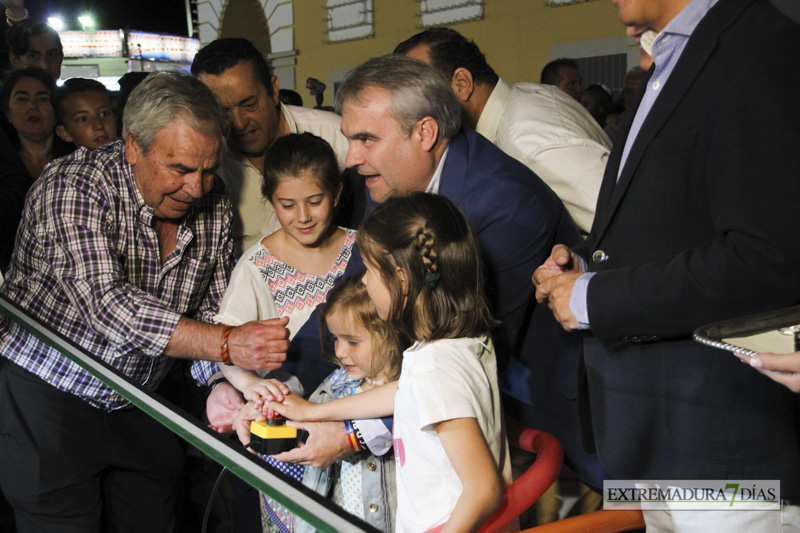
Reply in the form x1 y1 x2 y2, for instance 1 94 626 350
122 147 148 215
659 0 720 40
649 0 720 70
475 78 512 143
425 145 449 195
618 0 719 180
222 140 258 171
280 102 300 134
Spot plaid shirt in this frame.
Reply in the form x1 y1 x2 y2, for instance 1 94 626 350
0 141 234 411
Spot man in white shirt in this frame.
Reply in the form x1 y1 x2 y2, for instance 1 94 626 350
191 38 349 256
394 28 611 233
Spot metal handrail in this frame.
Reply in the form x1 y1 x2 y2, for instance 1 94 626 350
0 294 378 533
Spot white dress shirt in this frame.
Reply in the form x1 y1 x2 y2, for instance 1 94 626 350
476 78 611 232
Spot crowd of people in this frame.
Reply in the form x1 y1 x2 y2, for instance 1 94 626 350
1 0 800 532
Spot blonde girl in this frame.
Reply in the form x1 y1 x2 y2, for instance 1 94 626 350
289 274 404 532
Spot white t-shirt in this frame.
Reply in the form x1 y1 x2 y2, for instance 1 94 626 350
393 336 512 532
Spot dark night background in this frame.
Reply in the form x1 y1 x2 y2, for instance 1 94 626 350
21 0 191 36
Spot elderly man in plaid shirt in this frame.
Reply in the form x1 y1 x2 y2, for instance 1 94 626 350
0 72 290 533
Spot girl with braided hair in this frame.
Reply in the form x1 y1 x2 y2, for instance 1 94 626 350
270 192 513 533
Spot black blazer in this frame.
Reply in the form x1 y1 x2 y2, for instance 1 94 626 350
576 0 800 496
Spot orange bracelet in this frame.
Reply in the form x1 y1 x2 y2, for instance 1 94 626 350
220 325 234 366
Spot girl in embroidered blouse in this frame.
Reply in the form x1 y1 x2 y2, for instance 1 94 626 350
270 193 512 533
214 132 363 402
213 132 365 532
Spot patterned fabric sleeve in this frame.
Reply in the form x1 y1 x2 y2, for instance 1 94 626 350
39 165 181 358
189 184 235 325
0 141 235 409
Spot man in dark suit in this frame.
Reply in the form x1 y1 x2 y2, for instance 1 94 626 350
535 0 800 528
332 57 612 512
337 54 581 359
274 55 585 478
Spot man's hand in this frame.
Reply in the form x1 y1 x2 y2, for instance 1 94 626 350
271 421 351 469
206 382 245 433
167 316 290 370
535 272 582 331
532 245 583 331
532 244 582 288
227 317 290 371
233 400 264 445
735 351 800 393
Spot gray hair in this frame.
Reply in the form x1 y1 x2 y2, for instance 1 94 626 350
123 71 227 153
334 55 461 140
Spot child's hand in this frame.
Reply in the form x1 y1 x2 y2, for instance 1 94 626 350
268 393 319 422
243 378 290 405
233 400 266 448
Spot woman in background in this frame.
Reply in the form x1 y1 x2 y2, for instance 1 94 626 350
0 67 71 272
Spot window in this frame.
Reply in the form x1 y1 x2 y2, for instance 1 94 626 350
326 0 374 43
419 0 483 27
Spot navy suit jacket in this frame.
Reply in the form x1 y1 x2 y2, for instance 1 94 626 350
575 0 800 496
354 129 601 479
356 129 580 358
438 129 581 359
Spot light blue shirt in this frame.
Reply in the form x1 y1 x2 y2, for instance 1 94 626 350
570 0 720 329
617 0 720 180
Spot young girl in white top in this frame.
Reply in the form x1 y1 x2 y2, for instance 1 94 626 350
271 192 512 533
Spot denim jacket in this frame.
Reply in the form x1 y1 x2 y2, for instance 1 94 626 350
295 368 396 532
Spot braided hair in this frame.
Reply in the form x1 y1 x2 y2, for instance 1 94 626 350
356 192 497 342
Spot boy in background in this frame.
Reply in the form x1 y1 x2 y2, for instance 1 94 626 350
54 78 116 149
